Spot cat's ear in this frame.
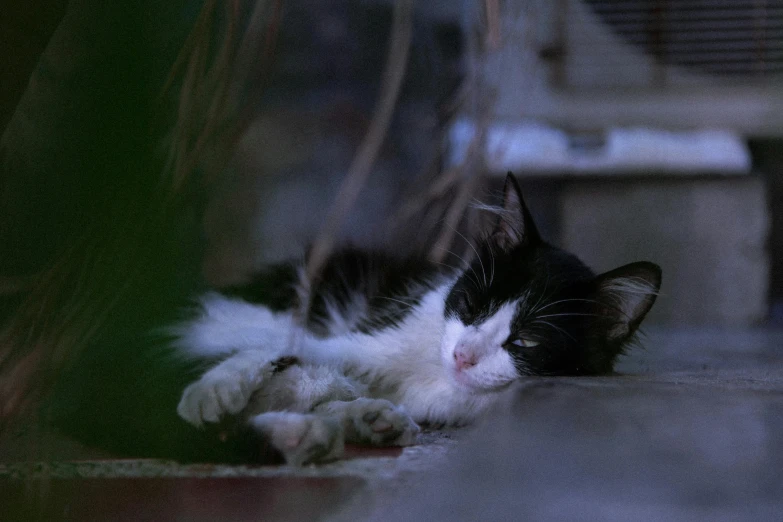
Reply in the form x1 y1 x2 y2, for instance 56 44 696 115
492 172 541 250
592 261 662 344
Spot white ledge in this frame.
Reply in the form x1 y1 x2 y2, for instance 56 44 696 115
447 118 752 176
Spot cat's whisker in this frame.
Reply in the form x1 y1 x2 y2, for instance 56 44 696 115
535 312 603 319
528 272 551 315
433 246 483 290
432 261 464 274
532 297 601 315
488 246 496 287
431 260 481 289
533 297 636 321
374 296 418 308
530 319 577 342
374 309 415 321
432 246 471 268
443 222 488 290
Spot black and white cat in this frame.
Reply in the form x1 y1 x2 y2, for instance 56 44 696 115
170 174 661 465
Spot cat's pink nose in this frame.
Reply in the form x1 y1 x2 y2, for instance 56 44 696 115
454 350 477 371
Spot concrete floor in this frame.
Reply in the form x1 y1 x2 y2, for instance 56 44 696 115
3 328 783 521
362 328 783 522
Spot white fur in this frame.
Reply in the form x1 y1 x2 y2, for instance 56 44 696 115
304 284 497 424
440 303 520 392
177 350 276 426
314 398 420 446
246 364 364 414
169 292 297 359
174 279 519 427
248 411 344 465
603 277 659 298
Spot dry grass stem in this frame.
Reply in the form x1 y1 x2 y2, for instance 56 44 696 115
304 0 415 282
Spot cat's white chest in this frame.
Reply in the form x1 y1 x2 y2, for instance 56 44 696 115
349 293 497 423
302 285 494 424
385 369 495 425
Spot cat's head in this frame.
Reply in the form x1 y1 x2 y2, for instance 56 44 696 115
440 173 661 392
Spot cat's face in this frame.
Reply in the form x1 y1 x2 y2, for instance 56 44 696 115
440 174 661 392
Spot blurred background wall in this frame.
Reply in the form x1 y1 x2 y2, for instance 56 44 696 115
201 0 783 326
3 0 783 340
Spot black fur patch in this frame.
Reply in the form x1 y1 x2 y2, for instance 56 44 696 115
305 248 444 336
271 356 300 374
220 264 299 312
220 248 448 337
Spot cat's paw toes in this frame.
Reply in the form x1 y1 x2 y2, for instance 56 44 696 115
345 399 420 447
250 412 344 466
177 376 252 427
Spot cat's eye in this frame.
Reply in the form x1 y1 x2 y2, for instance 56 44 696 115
457 293 473 314
507 338 539 349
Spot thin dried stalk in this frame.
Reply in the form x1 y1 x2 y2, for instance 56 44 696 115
484 0 501 49
304 0 415 281
162 0 281 193
427 126 486 263
424 0 495 264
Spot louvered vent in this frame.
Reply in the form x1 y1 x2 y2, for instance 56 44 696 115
583 0 783 78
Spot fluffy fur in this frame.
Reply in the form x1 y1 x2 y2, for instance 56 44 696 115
170 173 662 464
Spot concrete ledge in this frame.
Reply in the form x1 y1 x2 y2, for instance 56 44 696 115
559 176 769 326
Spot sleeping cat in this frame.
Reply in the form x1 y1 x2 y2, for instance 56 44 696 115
170 173 661 465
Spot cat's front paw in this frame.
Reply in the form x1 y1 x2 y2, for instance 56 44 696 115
177 373 254 427
343 398 420 447
249 412 344 466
